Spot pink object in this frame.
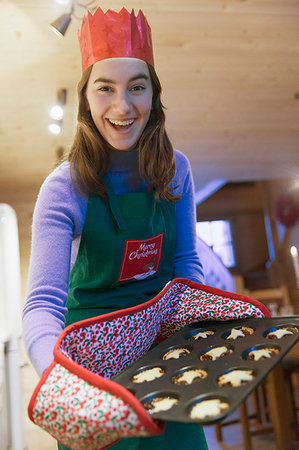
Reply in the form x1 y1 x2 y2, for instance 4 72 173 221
78 7 154 72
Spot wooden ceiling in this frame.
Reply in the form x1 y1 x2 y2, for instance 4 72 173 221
1 0 299 195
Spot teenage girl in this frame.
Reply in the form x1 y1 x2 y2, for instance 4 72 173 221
23 7 207 449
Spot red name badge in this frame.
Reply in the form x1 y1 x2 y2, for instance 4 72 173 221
117 233 164 282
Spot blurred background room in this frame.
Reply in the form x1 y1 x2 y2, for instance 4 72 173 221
1 0 299 449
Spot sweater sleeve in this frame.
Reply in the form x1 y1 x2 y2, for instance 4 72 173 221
172 150 205 283
22 163 87 376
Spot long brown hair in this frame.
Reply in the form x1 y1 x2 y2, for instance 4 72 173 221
67 63 179 201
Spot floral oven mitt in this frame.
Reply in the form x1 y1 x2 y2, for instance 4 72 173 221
28 278 269 449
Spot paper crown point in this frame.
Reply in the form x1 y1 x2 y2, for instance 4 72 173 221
78 7 154 72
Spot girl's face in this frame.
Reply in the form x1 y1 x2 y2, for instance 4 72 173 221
86 58 153 151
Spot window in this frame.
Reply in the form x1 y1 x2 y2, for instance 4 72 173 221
196 220 235 268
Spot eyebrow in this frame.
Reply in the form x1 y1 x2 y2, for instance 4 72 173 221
93 73 149 85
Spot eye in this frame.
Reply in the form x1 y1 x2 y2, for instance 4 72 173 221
98 86 113 92
130 84 146 93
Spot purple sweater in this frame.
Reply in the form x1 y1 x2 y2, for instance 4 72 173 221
22 148 204 376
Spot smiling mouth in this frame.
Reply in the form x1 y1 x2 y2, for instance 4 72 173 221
108 119 135 129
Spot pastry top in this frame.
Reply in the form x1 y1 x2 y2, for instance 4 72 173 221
173 369 207 385
132 367 165 383
190 398 229 419
144 396 178 413
226 326 254 340
162 347 191 360
247 347 279 361
266 327 298 339
190 330 214 340
200 346 232 361
218 369 254 387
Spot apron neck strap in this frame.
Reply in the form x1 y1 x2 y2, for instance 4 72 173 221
102 174 128 231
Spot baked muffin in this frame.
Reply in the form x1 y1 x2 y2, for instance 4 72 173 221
162 347 191 360
218 369 255 387
173 369 207 385
143 396 178 414
190 330 214 340
266 327 298 340
226 326 254 340
200 346 232 361
132 367 165 383
190 398 229 420
247 347 279 361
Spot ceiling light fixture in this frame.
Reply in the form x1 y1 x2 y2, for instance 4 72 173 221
48 123 62 135
48 88 67 135
55 0 72 5
49 105 64 121
50 1 98 37
50 10 73 37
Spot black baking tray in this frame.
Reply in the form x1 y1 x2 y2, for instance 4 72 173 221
112 317 299 425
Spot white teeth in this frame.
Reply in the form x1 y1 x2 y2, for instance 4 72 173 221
108 119 134 126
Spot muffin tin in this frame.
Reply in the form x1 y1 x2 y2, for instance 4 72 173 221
112 317 299 425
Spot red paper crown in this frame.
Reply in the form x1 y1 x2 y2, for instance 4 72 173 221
78 7 154 72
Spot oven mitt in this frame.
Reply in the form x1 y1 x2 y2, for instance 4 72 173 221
157 278 270 339
28 278 270 449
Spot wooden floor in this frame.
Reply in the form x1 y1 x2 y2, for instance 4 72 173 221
204 412 299 450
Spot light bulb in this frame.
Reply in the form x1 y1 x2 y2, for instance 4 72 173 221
55 0 72 5
48 123 62 135
49 105 64 121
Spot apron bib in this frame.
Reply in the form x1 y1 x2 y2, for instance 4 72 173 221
66 174 175 325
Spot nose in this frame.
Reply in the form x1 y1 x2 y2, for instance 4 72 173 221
112 90 131 115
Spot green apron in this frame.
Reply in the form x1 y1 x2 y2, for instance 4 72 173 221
58 175 207 450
